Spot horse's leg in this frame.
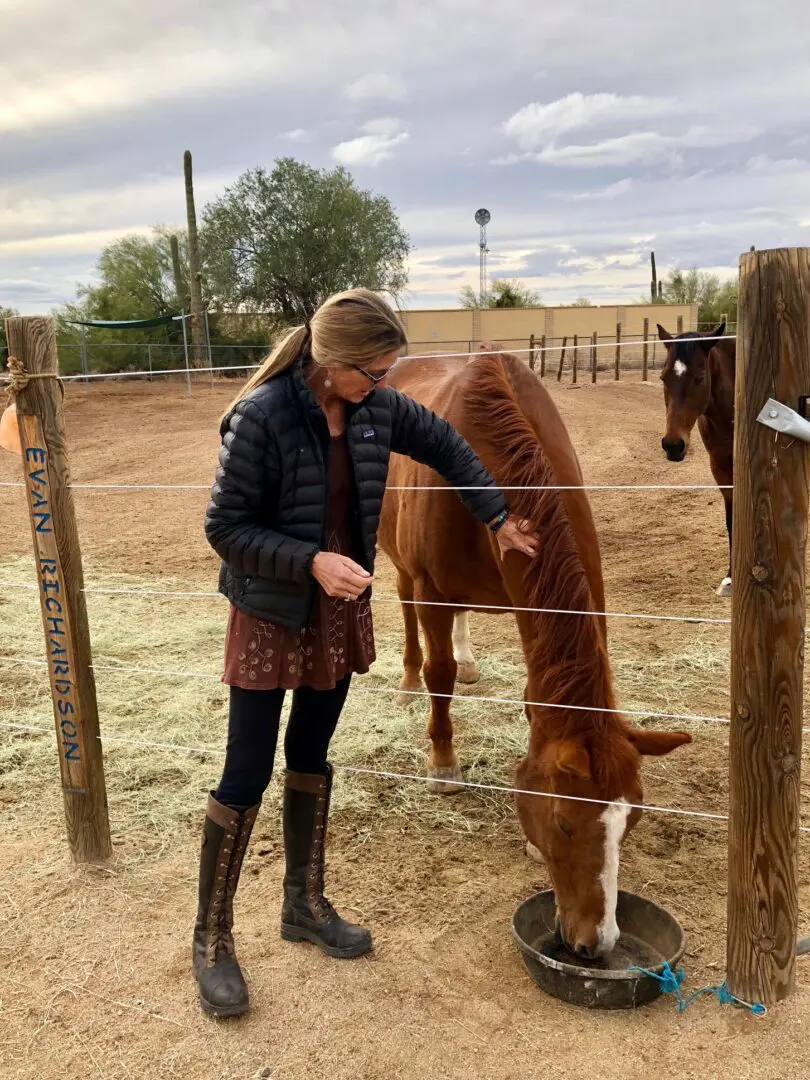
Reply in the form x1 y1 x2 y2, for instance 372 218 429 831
419 597 464 795
716 490 733 597
397 570 425 706
452 610 479 684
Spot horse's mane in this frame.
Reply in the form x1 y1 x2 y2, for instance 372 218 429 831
463 352 637 791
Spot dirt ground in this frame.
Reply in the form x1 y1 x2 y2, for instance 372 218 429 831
2 372 810 1080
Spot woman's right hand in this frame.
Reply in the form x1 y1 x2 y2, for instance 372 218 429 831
310 552 373 600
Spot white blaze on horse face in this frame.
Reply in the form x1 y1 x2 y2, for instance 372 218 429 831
673 360 687 378
596 798 631 954
452 611 475 666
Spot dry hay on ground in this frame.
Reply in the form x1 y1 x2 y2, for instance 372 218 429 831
1 376 810 1080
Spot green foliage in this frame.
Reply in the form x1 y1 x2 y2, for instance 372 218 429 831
201 158 411 320
459 279 541 309
661 268 738 326
1 306 20 368
569 297 592 307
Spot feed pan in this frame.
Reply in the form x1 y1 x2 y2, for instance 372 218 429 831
512 889 686 1010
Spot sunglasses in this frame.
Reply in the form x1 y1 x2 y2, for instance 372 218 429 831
357 366 390 387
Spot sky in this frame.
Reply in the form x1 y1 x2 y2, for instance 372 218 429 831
2 0 810 315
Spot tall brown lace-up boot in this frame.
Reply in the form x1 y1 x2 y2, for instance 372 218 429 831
280 766 372 958
192 794 259 1017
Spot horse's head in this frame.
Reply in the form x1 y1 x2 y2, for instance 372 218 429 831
515 725 691 958
657 322 725 461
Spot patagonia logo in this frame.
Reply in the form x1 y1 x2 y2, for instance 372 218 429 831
362 428 376 439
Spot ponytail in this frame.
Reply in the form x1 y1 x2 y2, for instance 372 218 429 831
224 324 309 415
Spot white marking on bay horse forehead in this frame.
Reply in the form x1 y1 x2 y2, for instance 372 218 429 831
673 360 687 377
596 798 631 954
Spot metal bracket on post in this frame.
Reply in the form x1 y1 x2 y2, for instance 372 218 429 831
756 398 810 443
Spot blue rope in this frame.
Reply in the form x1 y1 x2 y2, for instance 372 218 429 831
628 962 766 1017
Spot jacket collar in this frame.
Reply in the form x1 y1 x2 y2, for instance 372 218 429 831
289 355 376 425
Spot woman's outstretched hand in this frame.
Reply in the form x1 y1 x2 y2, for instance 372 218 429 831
311 552 373 599
495 515 540 559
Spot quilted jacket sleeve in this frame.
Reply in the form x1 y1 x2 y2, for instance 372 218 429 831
204 399 319 582
387 390 508 524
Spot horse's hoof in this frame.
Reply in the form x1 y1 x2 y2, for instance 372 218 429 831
525 841 544 864
716 577 732 598
396 681 424 707
456 661 479 685
426 763 465 795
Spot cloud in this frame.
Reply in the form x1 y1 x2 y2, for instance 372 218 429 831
345 72 406 103
503 93 677 149
332 118 409 167
569 178 634 200
507 125 759 169
280 128 311 143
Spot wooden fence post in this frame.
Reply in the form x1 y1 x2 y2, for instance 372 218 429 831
539 335 546 378
556 336 567 381
642 318 649 381
677 315 684 334
726 247 810 1006
591 331 598 383
529 333 536 370
615 323 621 381
5 315 112 864
571 334 578 384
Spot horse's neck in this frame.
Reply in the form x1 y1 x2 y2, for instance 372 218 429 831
707 348 735 426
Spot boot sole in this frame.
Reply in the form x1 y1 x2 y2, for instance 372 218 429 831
280 923 372 959
196 988 250 1019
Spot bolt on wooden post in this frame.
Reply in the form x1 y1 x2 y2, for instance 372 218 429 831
5 315 111 864
726 248 810 1006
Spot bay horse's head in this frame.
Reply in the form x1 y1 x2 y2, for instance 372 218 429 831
656 322 726 461
515 725 691 958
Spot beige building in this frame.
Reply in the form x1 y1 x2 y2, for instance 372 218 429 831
398 303 698 371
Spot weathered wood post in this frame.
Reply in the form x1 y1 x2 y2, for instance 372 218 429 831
591 331 598 383
4 315 112 864
571 334 578 384
726 247 810 1006
529 333 536 370
556 336 567 381
539 335 546 378
677 314 684 334
615 322 621 380
642 317 649 381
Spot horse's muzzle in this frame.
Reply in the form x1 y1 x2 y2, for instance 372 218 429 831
661 437 686 462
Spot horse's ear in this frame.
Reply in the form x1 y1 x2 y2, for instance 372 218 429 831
657 323 672 342
704 321 726 343
543 739 592 779
626 729 692 756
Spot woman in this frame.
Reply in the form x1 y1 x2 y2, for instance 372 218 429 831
196 288 538 1018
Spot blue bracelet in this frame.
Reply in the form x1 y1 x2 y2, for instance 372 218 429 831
489 509 510 534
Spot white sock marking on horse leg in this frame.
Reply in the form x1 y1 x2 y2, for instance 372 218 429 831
452 611 475 666
597 798 630 955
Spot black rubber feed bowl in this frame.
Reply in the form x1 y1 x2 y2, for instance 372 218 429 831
512 890 686 1010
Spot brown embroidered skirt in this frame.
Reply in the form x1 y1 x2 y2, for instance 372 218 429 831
222 590 375 692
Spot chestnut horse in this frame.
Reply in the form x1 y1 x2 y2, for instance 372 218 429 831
379 347 691 958
657 322 736 597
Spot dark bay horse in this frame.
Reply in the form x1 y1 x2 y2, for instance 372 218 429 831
657 322 736 596
379 347 691 958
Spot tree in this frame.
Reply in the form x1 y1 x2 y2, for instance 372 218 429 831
569 297 592 307
459 279 541 309
661 268 738 326
1 305 20 367
72 226 191 322
201 158 411 320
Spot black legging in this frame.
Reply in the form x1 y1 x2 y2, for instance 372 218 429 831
214 676 352 809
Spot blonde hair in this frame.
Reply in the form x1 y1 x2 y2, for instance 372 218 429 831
226 288 407 413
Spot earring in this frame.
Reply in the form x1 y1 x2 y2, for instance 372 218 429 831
324 377 332 388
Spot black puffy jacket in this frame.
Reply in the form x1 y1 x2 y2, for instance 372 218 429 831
204 358 507 629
